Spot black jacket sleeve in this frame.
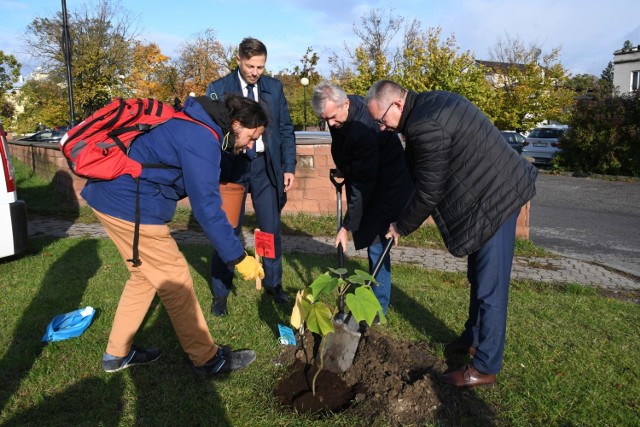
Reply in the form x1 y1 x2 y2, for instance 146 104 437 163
396 118 450 236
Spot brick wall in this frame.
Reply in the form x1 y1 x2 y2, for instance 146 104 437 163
8 140 530 239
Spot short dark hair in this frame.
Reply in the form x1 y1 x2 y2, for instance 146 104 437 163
224 93 269 129
238 37 267 59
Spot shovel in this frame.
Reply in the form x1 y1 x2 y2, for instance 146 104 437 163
322 237 393 373
324 169 394 373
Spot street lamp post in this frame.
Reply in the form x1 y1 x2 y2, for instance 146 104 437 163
300 77 309 131
61 0 75 126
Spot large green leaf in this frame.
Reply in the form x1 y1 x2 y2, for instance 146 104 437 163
309 273 339 300
327 267 348 276
303 302 335 336
347 269 378 286
345 286 385 325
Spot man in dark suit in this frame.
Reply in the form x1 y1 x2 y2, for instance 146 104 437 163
205 37 296 315
311 81 414 315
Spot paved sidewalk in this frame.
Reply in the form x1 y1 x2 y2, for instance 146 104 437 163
28 218 639 292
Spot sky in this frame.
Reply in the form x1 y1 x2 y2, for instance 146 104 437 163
2 0 640 79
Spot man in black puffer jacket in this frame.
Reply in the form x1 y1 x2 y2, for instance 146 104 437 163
365 80 538 388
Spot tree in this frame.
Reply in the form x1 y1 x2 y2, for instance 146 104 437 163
599 61 616 95
396 25 497 119
560 90 640 176
622 40 635 51
329 9 400 94
328 11 496 117
0 51 21 94
567 73 616 102
23 0 138 119
124 41 173 101
282 47 321 129
488 34 574 130
14 78 69 133
0 51 21 122
171 28 232 100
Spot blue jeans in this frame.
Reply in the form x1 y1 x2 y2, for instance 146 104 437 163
368 235 391 314
461 209 519 375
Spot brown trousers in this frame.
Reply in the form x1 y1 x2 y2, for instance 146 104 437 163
94 210 217 366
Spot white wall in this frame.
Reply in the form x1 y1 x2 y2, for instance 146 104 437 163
613 47 640 94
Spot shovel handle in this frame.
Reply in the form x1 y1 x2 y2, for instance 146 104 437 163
331 168 346 269
370 238 394 280
329 168 345 190
254 228 262 290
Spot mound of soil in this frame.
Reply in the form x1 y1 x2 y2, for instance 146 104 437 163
274 328 495 426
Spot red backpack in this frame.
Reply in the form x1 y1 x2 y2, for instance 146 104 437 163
61 97 218 179
60 98 220 266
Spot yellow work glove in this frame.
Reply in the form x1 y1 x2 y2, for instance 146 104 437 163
235 252 265 280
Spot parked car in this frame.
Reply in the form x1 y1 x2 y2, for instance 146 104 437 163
0 122 28 259
500 130 526 154
16 129 66 144
522 125 568 166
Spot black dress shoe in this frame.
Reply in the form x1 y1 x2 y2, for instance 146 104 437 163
211 296 228 316
438 363 496 388
265 285 290 303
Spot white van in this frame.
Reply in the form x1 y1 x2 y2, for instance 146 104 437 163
0 122 28 258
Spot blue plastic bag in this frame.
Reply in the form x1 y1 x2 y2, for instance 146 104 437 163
42 306 96 342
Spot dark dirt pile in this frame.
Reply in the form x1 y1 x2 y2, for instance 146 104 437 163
274 328 496 426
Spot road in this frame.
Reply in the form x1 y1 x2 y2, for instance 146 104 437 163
529 173 640 277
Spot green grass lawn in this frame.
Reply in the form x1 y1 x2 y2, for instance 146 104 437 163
0 236 638 426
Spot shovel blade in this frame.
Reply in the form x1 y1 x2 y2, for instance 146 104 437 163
322 314 361 373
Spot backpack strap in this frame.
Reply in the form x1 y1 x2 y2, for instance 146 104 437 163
124 112 219 267
126 178 143 267
173 112 220 140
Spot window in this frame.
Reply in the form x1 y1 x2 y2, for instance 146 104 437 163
632 70 640 91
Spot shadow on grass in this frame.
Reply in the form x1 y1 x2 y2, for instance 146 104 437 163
0 239 100 413
1 376 126 426
127 301 233 426
1 171 85 414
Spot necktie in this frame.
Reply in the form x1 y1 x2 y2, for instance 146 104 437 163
245 84 256 158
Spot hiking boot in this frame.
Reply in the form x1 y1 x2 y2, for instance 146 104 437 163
211 296 228 316
102 345 161 373
193 345 256 376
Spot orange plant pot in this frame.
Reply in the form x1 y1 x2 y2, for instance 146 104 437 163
219 182 245 228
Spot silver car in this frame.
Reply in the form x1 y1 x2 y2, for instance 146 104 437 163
500 131 526 154
522 125 568 166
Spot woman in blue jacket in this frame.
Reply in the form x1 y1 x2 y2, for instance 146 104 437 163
82 95 266 376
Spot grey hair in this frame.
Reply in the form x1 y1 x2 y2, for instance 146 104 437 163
364 80 406 108
311 81 348 116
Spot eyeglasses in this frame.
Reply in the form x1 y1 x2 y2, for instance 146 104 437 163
374 103 394 126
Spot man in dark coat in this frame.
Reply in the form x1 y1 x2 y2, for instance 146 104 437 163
365 80 538 387
311 81 414 315
205 37 297 315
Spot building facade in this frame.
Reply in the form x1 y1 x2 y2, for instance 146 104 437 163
613 45 640 94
